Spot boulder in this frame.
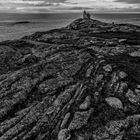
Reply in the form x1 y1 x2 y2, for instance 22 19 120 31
79 96 91 110
119 71 127 79
61 112 71 129
103 64 112 72
126 89 140 104
105 120 127 135
58 129 71 140
105 97 123 109
68 109 93 130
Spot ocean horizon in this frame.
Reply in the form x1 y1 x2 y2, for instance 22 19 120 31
0 12 140 41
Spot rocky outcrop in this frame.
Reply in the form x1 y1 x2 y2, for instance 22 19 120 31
0 16 140 140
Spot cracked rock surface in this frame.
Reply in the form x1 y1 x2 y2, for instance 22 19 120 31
0 17 140 140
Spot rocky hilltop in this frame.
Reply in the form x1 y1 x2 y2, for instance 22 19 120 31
0 15 140 140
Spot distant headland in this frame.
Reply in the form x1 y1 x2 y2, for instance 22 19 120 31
12 21 31 25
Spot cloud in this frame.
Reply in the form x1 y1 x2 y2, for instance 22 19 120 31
23 0 67 5
68 7 93 10
0 0 139 13
115 0 140 4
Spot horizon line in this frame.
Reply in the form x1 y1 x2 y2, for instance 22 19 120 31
0 11 140 14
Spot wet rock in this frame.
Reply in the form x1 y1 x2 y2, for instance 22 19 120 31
103 64 112 72
79 96 91 110
119 71 127 79
58 129 71 140
68 108 93 130
105 97 123 109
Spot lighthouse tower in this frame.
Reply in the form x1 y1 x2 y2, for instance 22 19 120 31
83 10 91 19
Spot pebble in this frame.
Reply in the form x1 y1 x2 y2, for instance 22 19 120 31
58 129 71 140
103 64 112 72
68 108 94 130
61 112 71 129
119 71 127 79
79 96 91 110
105 97 123 109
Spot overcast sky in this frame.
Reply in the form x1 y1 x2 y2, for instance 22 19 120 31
0 0 140 13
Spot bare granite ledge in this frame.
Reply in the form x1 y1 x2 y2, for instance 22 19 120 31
0 14 140 140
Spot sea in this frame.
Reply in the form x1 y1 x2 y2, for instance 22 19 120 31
0 13 140 42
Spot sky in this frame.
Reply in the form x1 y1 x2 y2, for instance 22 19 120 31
0 0 140 13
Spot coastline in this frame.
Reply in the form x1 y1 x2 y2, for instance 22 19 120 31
0 17 140 140
0 12 140 42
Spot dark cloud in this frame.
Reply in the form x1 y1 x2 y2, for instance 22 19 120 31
115 0 140 4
